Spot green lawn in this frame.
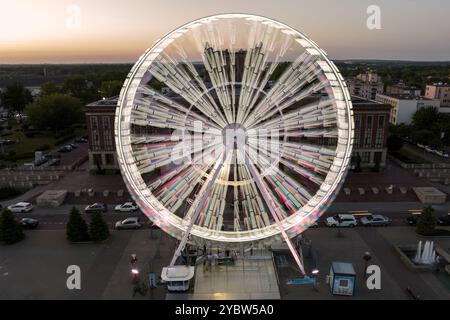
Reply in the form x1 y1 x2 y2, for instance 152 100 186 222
391 148 432 164
0 121 86 166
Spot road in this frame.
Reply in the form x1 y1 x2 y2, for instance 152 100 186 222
14 205 149 230
11 201 450 230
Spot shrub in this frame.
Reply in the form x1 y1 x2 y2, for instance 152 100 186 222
0 209 25 245
89 212 110 242
0 186 26 200
416 205 437 236
66 207 90 242
36 144 51 151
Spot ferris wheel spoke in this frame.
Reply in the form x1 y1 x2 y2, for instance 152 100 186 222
245 153 306 274
135 139 224 175
241 51 320 127
248 97 335 133
147 54 229 127
131 100 222 133
197 152 234 230
245 142 313 210
244 80 328 130
154 155 220 213
247 138 334 174
135 86 223 130
235 150 272 230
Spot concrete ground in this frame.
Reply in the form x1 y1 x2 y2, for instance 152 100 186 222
0 229 176 300
1 226 449 300
276 226 450 300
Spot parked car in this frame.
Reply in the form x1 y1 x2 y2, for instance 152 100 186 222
115 217 142 230
406 215 418 226
18 218 39 229
360 215 390 227
34 157 48 167
48 158 61 166
57 145 73 153
84 203 107 213
325 214 357 227
437 215 450 226
7 202 34 213
69 143 77 149
114 202 139 212
75 137 88 143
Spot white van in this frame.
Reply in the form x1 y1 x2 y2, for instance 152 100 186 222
326 214 357 227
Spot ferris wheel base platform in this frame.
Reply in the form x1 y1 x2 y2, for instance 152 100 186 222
166 252 280 300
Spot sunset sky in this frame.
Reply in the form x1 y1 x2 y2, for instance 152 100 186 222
1 0 449 64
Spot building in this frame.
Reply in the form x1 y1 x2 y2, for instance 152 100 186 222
375 93 440 124
386 81 421 97
346 71 384 100
85 96 118 171
425 83 450 112
85 94 391 172
351 96 391 169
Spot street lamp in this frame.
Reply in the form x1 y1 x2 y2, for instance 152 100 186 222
311 269 319 291
363 251 372 277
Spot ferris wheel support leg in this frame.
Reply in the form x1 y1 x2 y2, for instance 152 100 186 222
169 157 225 267
247 162 306 276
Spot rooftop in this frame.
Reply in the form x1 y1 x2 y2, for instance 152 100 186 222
86 96 119 107
377 93 437 101
427 83 450 88
351 96 391 110
331 262 356 275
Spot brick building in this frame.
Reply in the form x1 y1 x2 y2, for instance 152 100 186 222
85 95 391 172
85 96 118 171
351 96 391 169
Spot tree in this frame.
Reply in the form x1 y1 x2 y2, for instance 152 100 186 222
0 82 32 120
26 94 83 132
387 135 403 152
89 212 110 242
416 205 437 236
62 75 99 104
99 80 122 98
0 209 24 245
40 81 61 97
410 129 436 146
412 107 439 131
66 207 90 242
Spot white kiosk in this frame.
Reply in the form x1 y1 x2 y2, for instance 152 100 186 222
161 265 195 292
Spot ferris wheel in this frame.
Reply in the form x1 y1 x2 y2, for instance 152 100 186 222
115 14 354 271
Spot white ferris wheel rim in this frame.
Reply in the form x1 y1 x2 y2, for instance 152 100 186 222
115 13 354 244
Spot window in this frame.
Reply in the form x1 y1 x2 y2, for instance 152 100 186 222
93 154 102 166
354 115 361 147
375 116 385 148
364 116 373 147
91 133 100 150
90 116 100 150
105 153 115 165
102 116 111 130
361 152 370 163
103 116 113 150
90 116 98 130
338 279 349 287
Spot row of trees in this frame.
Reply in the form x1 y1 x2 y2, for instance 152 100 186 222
388 107 450 152
66 207 109 242
0 207 110 245
1 73 124 133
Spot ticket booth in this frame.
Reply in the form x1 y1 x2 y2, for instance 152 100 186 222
161 265 195 292
328 262 356 296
